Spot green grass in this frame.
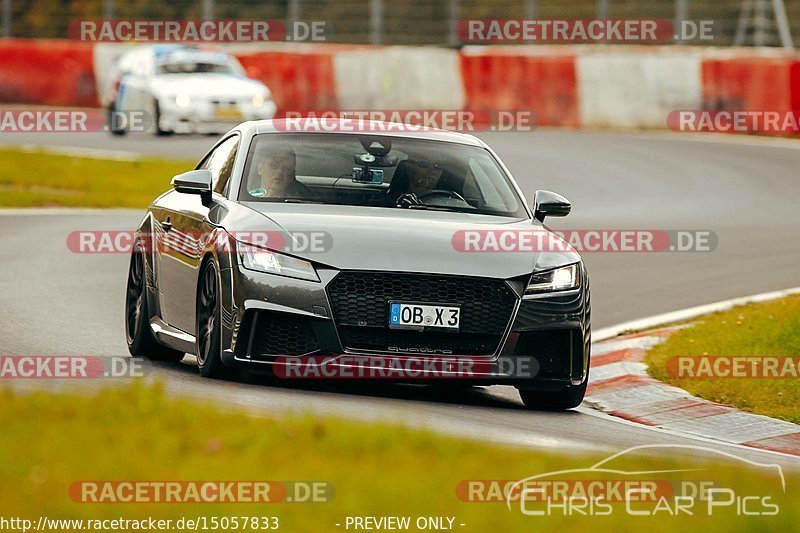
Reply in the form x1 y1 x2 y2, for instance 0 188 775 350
0 382 797 531
0 147 193 208
646 295 800 424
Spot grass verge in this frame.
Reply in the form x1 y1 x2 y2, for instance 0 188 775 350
646 295 800 424
0 382 797 531
0 147 193 208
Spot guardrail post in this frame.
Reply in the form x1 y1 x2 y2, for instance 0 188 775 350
525 0 538 19
2 0 10 38
370 0 383 45
202 0 214 21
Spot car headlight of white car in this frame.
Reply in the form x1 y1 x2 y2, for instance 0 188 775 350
175 94 191 108
525 263 581 295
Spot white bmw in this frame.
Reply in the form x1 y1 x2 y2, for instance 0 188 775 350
107 45 277 136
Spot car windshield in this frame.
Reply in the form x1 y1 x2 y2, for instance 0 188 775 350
157 61 236 74
239 133 527 217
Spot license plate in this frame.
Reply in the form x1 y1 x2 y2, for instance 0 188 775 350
389 302 460 330
214 106 243 120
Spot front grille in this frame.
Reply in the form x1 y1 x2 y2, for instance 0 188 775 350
210 98 238 106
327 271 517 356
248 311 320 357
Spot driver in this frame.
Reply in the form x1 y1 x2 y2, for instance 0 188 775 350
388 156 448 206
249 142 315 199
405 157 444 195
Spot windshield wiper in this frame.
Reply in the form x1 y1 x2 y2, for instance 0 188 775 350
283 198 325 204
404 204 477 213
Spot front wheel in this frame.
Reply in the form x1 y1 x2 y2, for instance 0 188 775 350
196 260 234 379
108 103 126 136
125 241 184 361
517 379 588 411
153 99 172 137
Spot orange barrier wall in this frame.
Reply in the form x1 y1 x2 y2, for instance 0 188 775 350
3 40 800 137
702 56 795 111
460 51 579 127
0 39 98 106
701 55 800 134
236 50 338 115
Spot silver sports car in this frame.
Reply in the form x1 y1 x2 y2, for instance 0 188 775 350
125 119 591 409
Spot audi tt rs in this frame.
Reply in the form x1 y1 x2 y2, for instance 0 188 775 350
124 119 591 409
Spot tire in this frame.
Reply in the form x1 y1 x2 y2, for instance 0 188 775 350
195 259 234 379
108 103 126 136
125 240 184 362
518 379 588 411
519 290 591 411
153 99 172 137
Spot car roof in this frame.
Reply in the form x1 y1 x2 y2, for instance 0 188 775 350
240 119 487 147
120 44 230 60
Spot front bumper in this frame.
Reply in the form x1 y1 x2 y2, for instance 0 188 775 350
158 99 277 134
218 265 590 388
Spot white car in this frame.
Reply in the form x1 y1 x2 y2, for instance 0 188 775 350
107 45 277 135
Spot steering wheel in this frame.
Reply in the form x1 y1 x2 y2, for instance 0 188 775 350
416 189 468 203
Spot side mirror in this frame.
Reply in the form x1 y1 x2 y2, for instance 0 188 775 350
172 169 212 196
533 190 571 222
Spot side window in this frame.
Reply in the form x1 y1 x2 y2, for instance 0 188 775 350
198 135 240 195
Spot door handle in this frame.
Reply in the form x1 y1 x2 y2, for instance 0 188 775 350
161 217 172 232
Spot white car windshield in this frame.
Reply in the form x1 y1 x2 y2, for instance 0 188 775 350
157 61 237 75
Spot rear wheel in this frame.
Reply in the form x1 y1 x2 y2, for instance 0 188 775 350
196 260 233 379
125 241 184 361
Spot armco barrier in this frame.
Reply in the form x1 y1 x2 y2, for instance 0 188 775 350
702 54 796 111
577 49 703 129
3 40 800 136
333 47 465 111
236 48 338 115
0 39 98 107
460 46 578 127
701 54 800 134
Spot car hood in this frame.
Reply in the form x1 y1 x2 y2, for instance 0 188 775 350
222 203 580 279
150 74 266 98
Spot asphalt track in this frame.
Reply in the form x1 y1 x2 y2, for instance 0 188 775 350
1 129 799 468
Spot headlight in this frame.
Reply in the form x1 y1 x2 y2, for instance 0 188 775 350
525 264 581 295
175 94 191 107
252 94 265 107
238 241 319 282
